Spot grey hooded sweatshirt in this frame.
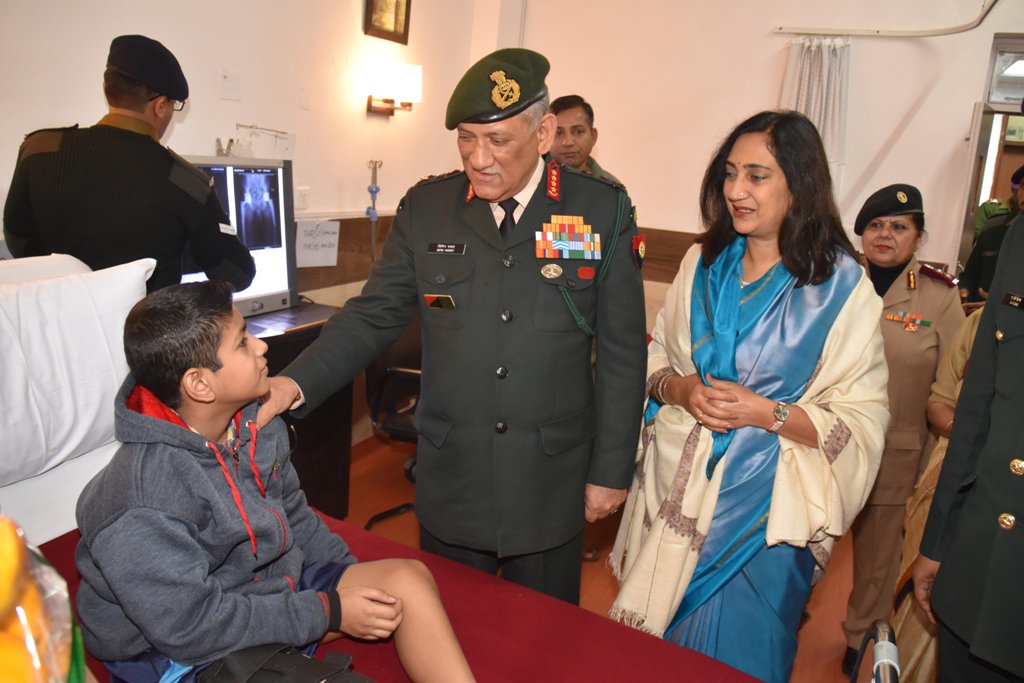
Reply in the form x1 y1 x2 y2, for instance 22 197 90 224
75 377 356 665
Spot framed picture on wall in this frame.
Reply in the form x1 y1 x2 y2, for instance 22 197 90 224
364 0 411 45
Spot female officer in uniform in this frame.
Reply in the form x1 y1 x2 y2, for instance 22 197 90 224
842 184 965 675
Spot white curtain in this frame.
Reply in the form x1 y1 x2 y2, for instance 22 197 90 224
780 36 850 188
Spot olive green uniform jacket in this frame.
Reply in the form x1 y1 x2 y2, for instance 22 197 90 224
284 161 647 556
921 223 1024 677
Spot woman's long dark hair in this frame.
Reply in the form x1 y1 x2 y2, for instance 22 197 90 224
696 110 855 286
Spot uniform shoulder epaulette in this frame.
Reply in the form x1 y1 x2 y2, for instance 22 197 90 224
23 124 78 140
415 169 464 186
166 148 215 204
560 163 626 192
919 262 958 288
18 125 78 161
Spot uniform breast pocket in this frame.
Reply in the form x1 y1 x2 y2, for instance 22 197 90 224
415 253 474 329
533 263 597 332
993 303 1024 397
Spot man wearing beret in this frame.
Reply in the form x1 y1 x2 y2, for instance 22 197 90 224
257 48 647 602
3 34 255 293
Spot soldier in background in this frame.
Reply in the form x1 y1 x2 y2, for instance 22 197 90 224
3 34 254 292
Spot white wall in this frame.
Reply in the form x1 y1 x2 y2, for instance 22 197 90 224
526 0 1024 267
0 0 478 218
3 1 1024 268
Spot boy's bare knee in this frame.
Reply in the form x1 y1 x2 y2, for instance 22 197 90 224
393 558 436 590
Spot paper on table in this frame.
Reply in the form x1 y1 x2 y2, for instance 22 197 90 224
296 220 340 268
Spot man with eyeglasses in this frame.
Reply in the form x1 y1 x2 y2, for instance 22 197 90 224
3 34 254 292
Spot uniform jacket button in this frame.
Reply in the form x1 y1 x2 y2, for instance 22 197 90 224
501 310 513 323
502 255 517 268
1010 459 1024 476
566 279 577 289
434 273 446 284
496 366 508 379
998 513 1016 530
495 421 508 434
996 329 1005 342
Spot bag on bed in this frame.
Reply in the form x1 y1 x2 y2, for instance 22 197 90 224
198 644 376 683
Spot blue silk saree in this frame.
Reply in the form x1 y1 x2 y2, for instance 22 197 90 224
662 237 861 683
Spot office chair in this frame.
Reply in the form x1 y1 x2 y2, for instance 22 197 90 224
363 312 421 530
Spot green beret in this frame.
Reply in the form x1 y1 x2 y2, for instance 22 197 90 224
445 48 550 130
855 183 924 235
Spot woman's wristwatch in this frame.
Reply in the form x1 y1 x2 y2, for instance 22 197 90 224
767 402 790 433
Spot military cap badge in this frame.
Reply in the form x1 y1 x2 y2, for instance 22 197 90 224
489 71 521 109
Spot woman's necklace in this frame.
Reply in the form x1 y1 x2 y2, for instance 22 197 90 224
740 257 782 287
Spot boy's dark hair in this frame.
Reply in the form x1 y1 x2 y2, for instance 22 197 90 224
103 66 158 112
550 94 595 127
124 281 235 408
697 110 855 287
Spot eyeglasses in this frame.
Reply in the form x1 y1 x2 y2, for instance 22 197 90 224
148 94 186 111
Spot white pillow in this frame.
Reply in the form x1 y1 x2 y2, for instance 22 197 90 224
0 258 155 486
0 253 92 284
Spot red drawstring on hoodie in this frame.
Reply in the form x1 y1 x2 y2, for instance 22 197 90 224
126 385 270 559
209 441 259 558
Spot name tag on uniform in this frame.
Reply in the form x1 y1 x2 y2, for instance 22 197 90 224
424 294 456 309
428 243 466 255
1004 292 1024 309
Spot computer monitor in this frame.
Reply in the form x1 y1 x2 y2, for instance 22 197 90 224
181 156 298 317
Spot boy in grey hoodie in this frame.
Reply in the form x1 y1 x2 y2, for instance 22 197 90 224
75 281 474 683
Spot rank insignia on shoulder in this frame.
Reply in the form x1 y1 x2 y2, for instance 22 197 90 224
632 234 647 270
535 215 601 260
415 169 464 188
907 271 916 290
919 263 958 288
546 158 561 200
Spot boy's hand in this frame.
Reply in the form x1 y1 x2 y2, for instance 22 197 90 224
338 586 403 640
256 376 302 428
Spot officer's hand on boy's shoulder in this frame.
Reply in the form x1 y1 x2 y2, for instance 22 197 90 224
255 376 303 427
337 586 403 640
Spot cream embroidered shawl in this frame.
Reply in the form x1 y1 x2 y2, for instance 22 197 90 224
610 245 889 636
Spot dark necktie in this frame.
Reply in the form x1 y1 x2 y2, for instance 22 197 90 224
498 198 518 242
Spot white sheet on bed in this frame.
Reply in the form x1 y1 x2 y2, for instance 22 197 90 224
0 257 154 489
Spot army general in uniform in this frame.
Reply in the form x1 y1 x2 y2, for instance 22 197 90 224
842 184 964 675
257 49 647 603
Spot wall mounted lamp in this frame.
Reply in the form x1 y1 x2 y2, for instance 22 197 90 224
367 62 422 116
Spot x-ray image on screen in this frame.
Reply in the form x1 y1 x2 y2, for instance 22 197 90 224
233 168 282 249
207 167 230 216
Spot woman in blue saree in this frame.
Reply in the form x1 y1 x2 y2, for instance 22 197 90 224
611 111 889 683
